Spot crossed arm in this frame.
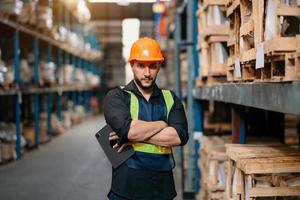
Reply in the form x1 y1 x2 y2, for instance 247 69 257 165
104 88 188 152
109 119 181 150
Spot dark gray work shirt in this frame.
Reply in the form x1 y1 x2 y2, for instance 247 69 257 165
103 80 188 200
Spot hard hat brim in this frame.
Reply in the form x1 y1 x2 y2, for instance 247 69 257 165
128 57 164 62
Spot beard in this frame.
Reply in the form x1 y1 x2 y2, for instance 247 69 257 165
134 75 156 90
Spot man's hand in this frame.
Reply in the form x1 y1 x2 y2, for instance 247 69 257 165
109 132 119 141
109 132 133 153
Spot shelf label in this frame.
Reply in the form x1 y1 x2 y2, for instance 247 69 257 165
255 42 265 69
18 92 22 104
234 59 242 78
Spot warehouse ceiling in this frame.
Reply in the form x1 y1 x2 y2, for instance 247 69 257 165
86 2 155 87
88 3 153 20
86 3 154 44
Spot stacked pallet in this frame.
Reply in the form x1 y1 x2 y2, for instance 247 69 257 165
197 135 231 200
226 0 300 82
196 0 229 86
225 144 300 200
285 114 300 145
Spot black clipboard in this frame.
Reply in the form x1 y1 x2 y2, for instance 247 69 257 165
95 125 134 168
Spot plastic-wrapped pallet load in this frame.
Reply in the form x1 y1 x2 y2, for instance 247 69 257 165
39 61 56 86
61 0 90 23
22 126 35 148
86 72 100 87
0 63 14 88
18 0 36 24
0 49 14 88
0 123 19 162
0 0 23 15
74 68 85 86
20 59 33 84
37 6 52 30
59 64 74 85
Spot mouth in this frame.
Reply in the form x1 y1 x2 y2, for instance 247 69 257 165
142 78 153 82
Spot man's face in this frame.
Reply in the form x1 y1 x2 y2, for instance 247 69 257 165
131 60 161 90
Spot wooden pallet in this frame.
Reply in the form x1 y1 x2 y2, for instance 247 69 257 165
226 0 300 82
197 0 229 86
196 75 228 86
199 135 230 200
225 144 300 200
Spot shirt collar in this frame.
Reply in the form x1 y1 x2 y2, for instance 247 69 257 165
124 80 161 98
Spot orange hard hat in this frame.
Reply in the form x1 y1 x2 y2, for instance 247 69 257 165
128 37 164 62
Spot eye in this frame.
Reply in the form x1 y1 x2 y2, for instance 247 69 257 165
137 63 144 68
149 63 159 69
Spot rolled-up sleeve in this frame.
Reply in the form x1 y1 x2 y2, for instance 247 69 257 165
103 88 131 145
168 92 189 146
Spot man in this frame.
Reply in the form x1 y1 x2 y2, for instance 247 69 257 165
103 37 188 200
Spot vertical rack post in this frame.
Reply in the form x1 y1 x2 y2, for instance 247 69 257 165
34 33 40 146
193 0 202 193
174 11 182 99
47 42 52 136
14 29 22 159
72 57 77 112
56 49 62 121
187 0 195 192
231 105 246 144
174 4 185 196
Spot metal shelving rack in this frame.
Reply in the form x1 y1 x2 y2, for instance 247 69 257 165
167 0 202 198
0 0 103 159
167 0 300 199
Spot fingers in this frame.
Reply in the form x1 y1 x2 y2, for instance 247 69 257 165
109 132 119 140
117 144 126 153
114 142 133 153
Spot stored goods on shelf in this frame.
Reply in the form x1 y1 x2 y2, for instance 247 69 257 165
225 144 300 200
20 59 33 85
22 126 35 148
226 0 300 82
59 64 74 85
197 135 230 200
0 0 23 15
197 0 229 86
18 0 35 24
61 0 90 23
285 114 300 145
39 61 56 86
0 123 24 162
0 53 14 88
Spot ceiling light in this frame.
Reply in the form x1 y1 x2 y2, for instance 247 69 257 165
88 0 156 3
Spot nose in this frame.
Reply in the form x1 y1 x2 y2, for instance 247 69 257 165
144 66 150 77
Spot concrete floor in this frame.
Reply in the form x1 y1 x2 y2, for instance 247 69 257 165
0 115 182 200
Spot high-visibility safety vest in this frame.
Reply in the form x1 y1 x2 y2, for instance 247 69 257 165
121 87 174 154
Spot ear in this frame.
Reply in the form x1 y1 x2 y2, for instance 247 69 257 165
130 61 134 67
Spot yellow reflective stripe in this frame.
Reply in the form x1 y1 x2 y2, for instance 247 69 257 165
121 87 139 120
162 90 174 120
120 87 173 154
129 91 139 120
133 143 171 154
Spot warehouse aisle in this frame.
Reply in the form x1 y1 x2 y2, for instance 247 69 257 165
0 116 111 200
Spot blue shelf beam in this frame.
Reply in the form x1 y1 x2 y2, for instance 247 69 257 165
14 30 21 159
47 43 53 136
34 38 39 85
57 93 62 121
33 36 40 146
47 93 53 136
34 94 40 146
